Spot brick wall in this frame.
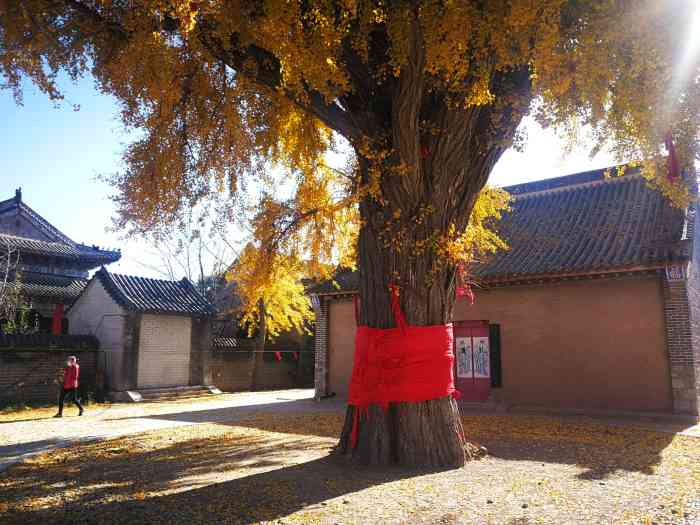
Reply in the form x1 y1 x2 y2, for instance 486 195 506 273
210 351 255 391
190 318 213 386
313 299 329 400
659 277 697 414
137 314 192 388
209 351 302 392
0 349 101 405
663 204 700 415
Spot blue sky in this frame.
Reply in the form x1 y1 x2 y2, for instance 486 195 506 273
1 75 614 279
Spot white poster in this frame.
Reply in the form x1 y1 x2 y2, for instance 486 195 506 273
456 336 472 378
472 337 490 378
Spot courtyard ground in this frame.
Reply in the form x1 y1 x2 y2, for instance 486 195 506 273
1 391 699 524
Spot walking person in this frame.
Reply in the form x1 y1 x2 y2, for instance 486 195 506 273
55 356 83 417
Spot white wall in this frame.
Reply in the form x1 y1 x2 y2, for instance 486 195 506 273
67 279 127 390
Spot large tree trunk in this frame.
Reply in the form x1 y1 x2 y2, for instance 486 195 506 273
335 184 480 468
335 66 530 469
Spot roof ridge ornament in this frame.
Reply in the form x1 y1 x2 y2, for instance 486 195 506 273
15 188 21 202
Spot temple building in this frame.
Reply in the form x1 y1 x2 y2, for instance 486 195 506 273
311 166 700 418
0 189 121 332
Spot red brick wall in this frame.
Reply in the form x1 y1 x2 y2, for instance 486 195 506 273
455 275 671 412
317 275 673 413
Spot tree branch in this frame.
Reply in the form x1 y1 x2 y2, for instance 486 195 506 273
196 24 363 140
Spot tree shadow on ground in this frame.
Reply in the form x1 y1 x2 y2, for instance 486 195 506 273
0 430 442 525
0 413 688 525
104 409 679 482
220 412 680 481
101 399 344 425
458 414 678 480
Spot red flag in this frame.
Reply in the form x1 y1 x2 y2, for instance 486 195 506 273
665 131 681 183
51 304 64 335
274 351 282 362
293 352 299 361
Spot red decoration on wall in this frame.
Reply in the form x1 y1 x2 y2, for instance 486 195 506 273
420 144 430 159
665 131 681 183
274 351 282 362
51 304 64 335
347 285 459 448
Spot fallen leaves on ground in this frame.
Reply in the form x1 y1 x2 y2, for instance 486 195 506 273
1 412 699 525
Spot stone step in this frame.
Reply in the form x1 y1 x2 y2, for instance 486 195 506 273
135 385 221 402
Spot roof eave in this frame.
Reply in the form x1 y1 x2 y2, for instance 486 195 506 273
311 262 681 299
476 262 676 287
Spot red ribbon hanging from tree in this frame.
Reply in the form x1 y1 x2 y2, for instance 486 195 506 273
455 264 475 305
347 285 459 449
664 131 681 183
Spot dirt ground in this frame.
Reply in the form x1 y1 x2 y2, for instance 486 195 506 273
1 411 699 525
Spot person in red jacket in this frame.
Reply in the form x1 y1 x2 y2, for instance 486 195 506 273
55 356 83 417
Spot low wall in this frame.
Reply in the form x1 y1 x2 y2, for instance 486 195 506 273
0 349 102 405
209 350 313 392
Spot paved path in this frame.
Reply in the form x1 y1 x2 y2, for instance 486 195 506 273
0 389 342 472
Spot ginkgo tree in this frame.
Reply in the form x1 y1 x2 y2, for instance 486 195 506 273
2 0 699 467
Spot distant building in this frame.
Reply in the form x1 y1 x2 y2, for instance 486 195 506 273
68 267 215 399
311 166 700 417
0 188 121 332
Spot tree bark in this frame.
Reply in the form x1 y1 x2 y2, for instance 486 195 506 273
335 184 477 467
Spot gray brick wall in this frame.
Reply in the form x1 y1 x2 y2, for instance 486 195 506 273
0 349 100 404
313 299 329 400
662 204 700 415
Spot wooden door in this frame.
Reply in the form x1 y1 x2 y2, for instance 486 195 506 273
454 320 491 401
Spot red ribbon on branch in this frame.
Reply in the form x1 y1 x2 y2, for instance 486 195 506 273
664 131 681 183
456 263 475 305
347 285 459 449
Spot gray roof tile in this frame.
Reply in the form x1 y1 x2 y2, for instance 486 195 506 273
94 268 215 316
310 167 689 294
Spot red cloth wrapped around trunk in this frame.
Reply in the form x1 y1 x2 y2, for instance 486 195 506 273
347 286 458 448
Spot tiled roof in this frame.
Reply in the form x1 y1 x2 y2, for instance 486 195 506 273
307 267 359 295
478 170 688 281
310 166 690 294
0 191 75 245
94 268 215 316
0 333 100 350
0 233 121 264
12 272 88 302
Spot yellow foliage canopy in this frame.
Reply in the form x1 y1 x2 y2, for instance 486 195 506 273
1 1 699 330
